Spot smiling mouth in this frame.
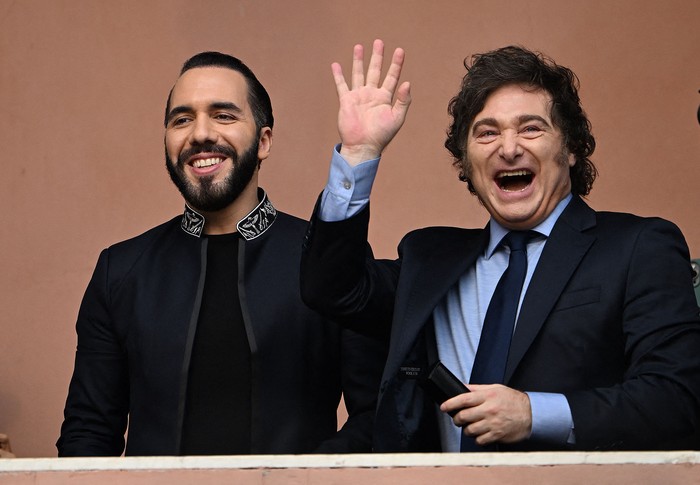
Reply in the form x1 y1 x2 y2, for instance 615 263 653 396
496 170 533 192
192 157 226 168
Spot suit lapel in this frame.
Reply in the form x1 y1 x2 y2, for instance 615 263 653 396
386 228 488 376
505 196 597 382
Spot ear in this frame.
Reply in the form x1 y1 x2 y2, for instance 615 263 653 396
257 127 273 162
567 150 576 167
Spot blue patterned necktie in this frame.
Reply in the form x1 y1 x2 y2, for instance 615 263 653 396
461 230 533 452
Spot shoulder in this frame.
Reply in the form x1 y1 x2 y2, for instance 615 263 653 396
560 203 693 272
402 225 483 247
255 210 310 242
81 216 188 299
106 216 183 256
595 210 682 232
602 214 690 268
272 210 308 232
590 210 687 252
245 210 308 257
94 216 188 281
398 226 485 261
565 197 686 243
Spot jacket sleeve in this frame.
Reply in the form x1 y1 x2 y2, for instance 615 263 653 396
300 198 399 340
301 197 397 452
56 249 129 456
566 218 700 450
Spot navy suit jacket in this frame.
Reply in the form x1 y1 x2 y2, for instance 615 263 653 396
301 195 700 451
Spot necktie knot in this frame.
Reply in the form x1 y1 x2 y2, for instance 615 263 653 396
503 230 535 253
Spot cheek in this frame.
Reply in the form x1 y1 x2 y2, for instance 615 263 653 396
227 130 256 148
164 135 181 159
466 156 489 182
544 164 572 192
461 159 473 177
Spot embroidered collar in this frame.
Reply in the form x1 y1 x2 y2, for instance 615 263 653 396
180 188 277 240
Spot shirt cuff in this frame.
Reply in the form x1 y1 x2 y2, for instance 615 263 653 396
527 392 575 445
318 144 380 222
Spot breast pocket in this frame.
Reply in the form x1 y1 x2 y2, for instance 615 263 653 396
552 286 601 312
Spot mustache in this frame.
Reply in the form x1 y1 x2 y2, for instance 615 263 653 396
177 144 238 166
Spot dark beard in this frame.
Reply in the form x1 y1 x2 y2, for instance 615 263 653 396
166 140 259 212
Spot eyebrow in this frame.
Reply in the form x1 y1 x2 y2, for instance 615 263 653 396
470 118 498 135
166 101 244 124
471 114 552 135
518 114 551 127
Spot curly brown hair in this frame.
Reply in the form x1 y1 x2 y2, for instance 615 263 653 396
444 46 597 196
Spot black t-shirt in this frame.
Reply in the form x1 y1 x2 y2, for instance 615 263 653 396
181 233 252 455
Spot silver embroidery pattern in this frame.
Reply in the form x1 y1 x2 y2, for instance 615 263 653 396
181 205 205 237
238 197 276 241
179 190 276 239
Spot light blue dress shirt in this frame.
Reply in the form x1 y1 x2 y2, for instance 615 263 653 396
319 146 574 451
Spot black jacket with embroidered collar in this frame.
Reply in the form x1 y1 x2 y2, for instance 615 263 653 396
58 187 385 456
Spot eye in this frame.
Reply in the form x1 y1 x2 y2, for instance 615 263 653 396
521 125 543 138
474 128 498 141
169 116 192 127
214 112 237 122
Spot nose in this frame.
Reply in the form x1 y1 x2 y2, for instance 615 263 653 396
190 115 218 145
498 130 523 162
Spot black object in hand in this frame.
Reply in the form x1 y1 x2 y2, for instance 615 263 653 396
420 361 469 415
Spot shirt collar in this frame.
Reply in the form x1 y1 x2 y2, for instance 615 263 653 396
180 188 277 240
485 193 572 259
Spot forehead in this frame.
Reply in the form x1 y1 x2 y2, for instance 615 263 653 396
476 84 553 121
170 66 250 109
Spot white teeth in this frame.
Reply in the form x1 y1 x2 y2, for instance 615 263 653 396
192 157 224 168
497 170 531 178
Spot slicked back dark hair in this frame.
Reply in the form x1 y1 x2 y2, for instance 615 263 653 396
444 45 597 196
164 51 274 132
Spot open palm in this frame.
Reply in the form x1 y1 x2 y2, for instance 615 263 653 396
332 39 411 165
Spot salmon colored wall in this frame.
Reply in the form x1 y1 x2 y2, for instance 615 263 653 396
0 0 698 457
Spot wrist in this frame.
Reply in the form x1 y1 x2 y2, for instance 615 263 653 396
338 144 381 166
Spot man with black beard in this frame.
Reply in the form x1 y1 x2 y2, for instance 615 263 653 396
167 139 258 213
57 52 387 456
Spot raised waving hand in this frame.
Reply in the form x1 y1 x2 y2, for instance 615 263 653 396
332 39 411 165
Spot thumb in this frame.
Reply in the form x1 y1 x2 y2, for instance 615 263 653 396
393 81 412 120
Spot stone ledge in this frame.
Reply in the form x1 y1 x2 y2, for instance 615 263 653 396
2 451 699 472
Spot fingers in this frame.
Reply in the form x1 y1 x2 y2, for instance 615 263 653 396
331 62 349 97
440 390 478 416
454 402 502 446
442 385 532 445
393 80 412 120
337 39 405 95
351 43 365 90
380 46 405 94
463 422 497 445
365 39 385 87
